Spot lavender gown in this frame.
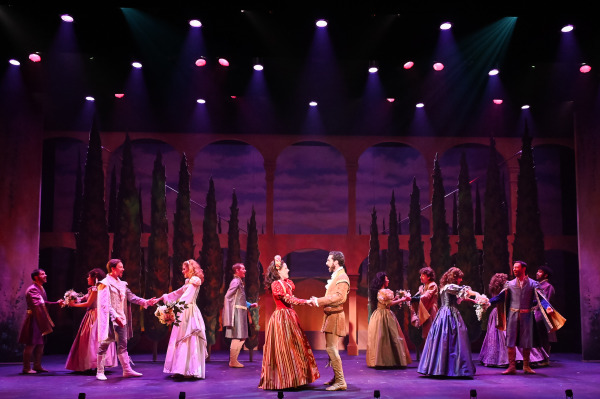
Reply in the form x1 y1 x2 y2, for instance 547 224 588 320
417 284 476 377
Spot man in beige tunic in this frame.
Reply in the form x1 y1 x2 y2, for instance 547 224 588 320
310 251 350 391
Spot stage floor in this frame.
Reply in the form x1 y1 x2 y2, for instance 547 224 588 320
1 351 599 399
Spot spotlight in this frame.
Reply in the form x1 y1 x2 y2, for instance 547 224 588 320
115 93 125 99
316 19 328 28
29 53 41 63
493 99 503 105
368 61 378 73
561 25 574 33
580 64 591 73
85 96 95 102
403 61 414 69
470 389 477 398
309 101 318 107
218 58 230 67
253 64 263 71
8 59 20 66
189 19 201 28
565 389 573 398
433 62 444 71
230 95 237 99
61 14 74 23
488 68 499 76
197 99 206 104
521 105 530 109
195 58 207 67
131 61 142 69
386 98 395 103
416 103 424 108
440 22 452 30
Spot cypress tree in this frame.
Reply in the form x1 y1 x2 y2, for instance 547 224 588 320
482 138 509 293
111 135 142 335
172 154 194 291
367 207 381 317
225 190 242 288
407 178 425 294
452 192 458 235
430 154 451 280
513 129 545 268
245 207 261 360
199 177 224 354
75 120 109 292
144 152 170 360
386 191 403 325
474 182 483 235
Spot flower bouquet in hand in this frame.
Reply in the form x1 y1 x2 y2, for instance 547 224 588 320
395 289 411 305
473 293 490 321
62 289 83 307
154 301 188 327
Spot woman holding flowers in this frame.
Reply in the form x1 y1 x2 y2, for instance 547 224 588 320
159 259 207 379
366 271 412 368
65 268 117 372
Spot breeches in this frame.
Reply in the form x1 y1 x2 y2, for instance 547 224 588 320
325 332 341 362
98 323 127 355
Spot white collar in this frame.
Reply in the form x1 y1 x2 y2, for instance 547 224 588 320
325 267 344 290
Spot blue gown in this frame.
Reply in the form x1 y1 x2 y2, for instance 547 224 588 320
417 284 476 377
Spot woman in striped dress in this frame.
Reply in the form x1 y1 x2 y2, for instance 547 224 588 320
258 255 320 390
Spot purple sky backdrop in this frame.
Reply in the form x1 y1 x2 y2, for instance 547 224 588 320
49 139 571 238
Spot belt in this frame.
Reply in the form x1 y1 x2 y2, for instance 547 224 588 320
509 307 535 313
26 310 32 314
235 305 247 310
324 306 344 315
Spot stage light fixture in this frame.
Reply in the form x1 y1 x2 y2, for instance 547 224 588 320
374 390 381 398
470 389 477 398
61 14 74 23
316 19 328 27
521 105 530 109
218 58 230 67
195 58 207 67
493 99 503 104
386 98 395 103
132 61 142 69
565 389 573 398
368 61 378 73
115 93 125 99
488 69 499 76
403 61 414 69
189 19 202 28
309 101 318 107
580 64 591 73
29 53 41 63
416 103 424 108
8 59 20 66
230 96 237 99
433 62 444 71
561 25 574 33
85 96 95 102
440 22 452 30
197 99 206 104
253 64 263 71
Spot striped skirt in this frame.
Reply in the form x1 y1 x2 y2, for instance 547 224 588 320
258 307 320 390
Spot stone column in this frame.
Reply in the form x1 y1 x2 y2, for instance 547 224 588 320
346 273 360 356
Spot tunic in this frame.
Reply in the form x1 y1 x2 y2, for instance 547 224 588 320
222 276 250 339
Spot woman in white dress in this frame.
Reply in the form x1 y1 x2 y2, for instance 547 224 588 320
160 259 207 379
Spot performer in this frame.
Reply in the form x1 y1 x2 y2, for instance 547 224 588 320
65 268 117 372
258 256 319 390
535 265 556 366
410 266 439 344
310 251 350 391
96 259 158 380
479 273 547 368
417 267 478 378
489 261 561 375
160 259 207 379
18 269 64 374
366 271 412 368
222 263 257 368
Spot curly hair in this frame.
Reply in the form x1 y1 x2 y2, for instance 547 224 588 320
419 266 435 282
369 271 387 308
329 251 345 267
440 267 464 288
88 268 106 284
182 259 203 279
264 260 281 292
488 273 508 296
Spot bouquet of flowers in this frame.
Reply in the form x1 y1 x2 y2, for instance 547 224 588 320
154 301 188 327
474 293 490 321
395 289 411 299
62 289 83 307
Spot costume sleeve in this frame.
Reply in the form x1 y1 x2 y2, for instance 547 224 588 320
420 283 438 311
377 289 393 305
489 289 506 305
127 288 149 308
316 280 349 307
225 278 240 302
161 284 187 303
272 280 308 305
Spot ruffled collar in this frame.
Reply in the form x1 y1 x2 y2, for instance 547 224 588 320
325 267 344 290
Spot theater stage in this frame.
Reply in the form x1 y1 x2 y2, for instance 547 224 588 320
1 351 598 399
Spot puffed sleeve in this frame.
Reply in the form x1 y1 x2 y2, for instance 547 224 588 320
273 280 308 305
189 276 202 287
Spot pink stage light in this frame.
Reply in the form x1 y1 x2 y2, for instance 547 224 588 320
316 19 328 28
189 19 202 28
218 58 229 67
61 14 74 23
115 93 125 99
29 53 41 62
580 64 592 73
433 62 444 71
403 61 414 69
386 98 395 103
195 58 207 67
9 59 20 66
493 99 503 105
230 96 237 99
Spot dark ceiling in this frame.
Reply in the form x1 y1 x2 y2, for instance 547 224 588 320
1 2 598 137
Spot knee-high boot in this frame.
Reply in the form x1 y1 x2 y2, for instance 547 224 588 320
119 353 143 377
22 346 35 374
502 347 517 375
96 354 107 380
325 358 347 391
522 348 536 374
229 339 244 368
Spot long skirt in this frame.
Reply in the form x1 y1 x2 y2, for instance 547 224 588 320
65 308 117 371
366 308 412 367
